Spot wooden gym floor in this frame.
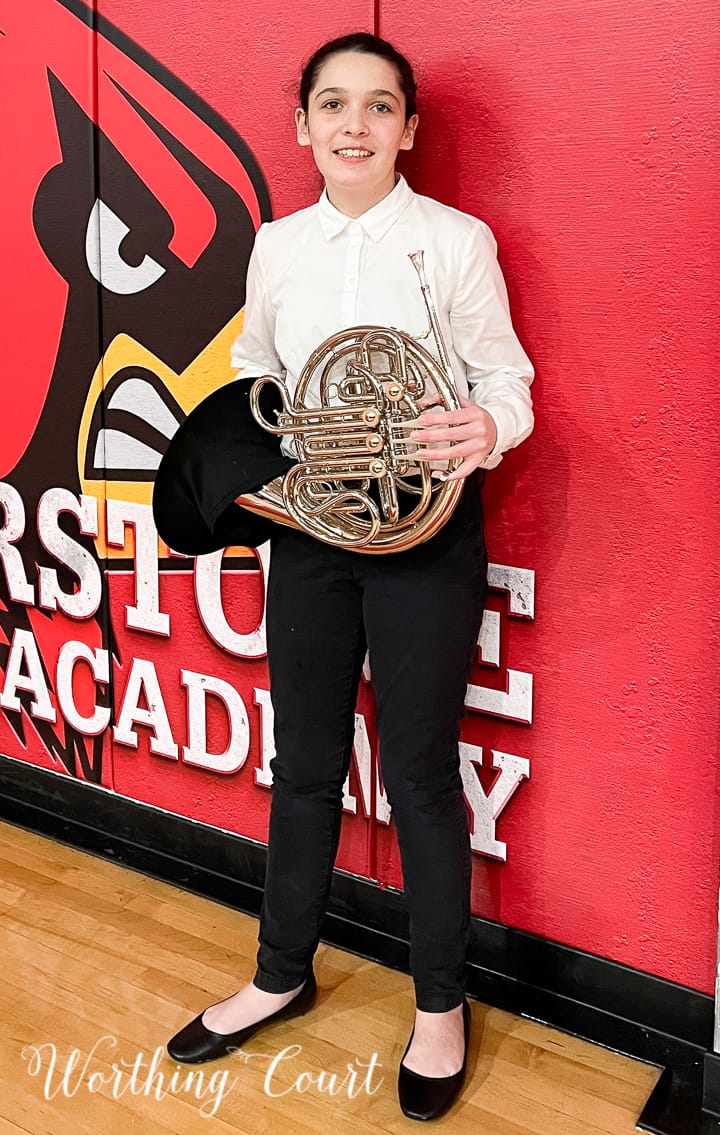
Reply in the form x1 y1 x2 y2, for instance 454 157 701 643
0 819 660 1133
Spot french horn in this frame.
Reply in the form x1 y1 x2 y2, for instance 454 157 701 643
235 250 464 553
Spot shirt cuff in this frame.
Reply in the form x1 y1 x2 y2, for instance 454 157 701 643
478 403 528 469
481 410 503 468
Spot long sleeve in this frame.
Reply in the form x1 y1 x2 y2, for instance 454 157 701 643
450 222 534 468
229 225 285 382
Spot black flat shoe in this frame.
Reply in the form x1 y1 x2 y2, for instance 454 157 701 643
166 971 318 1064
397 999 471 1121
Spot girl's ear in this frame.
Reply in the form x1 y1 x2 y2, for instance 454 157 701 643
295 107 311 147
400 113 419 152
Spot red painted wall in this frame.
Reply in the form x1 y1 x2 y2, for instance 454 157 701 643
382 0 720 985
1 0 718 994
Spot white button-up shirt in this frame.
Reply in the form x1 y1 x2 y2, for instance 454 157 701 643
230 175 534 467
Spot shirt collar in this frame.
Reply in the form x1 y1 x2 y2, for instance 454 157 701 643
317 175 413 242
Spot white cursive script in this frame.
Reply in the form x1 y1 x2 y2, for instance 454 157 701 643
237 1042 384 1098
21 1035 234 1117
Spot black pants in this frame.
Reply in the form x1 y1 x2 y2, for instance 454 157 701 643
252 476 488 1011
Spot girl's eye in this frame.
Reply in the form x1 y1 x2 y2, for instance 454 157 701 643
321 100 342 110
372 103 392 113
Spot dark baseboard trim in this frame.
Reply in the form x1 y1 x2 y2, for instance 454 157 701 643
0 754 715 1134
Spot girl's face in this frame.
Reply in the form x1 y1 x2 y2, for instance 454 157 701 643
295 51 418 215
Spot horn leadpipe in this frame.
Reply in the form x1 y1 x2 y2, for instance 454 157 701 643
408 250 456 387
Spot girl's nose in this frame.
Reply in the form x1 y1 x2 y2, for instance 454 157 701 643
343 110 369 136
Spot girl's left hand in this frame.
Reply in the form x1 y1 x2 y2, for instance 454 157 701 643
409 394 498 481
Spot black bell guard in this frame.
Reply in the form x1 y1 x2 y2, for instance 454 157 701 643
152 379 295 555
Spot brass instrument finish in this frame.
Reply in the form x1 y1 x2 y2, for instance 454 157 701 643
237 250 465 553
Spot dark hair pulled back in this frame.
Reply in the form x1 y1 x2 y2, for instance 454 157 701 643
299 33 417 121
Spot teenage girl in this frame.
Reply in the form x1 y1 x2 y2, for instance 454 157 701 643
166 32 534 1122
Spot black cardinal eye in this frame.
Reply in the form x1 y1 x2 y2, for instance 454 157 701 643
85 199 166 294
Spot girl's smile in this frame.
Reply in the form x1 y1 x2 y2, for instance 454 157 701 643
295 52 417 217
334 148 374 160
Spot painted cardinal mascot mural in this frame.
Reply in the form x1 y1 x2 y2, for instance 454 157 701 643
0 0 271 785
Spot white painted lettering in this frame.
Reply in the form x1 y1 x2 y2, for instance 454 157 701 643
181 669 250 773
106 500 169 636
253 687 275 788
37 490 101 619
342 714 391 823
459 743 530 861
113 658 178 758
194 542 269 658
0 482 34 604
56 642 111 735
0 628 56 722
466 562 535 723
